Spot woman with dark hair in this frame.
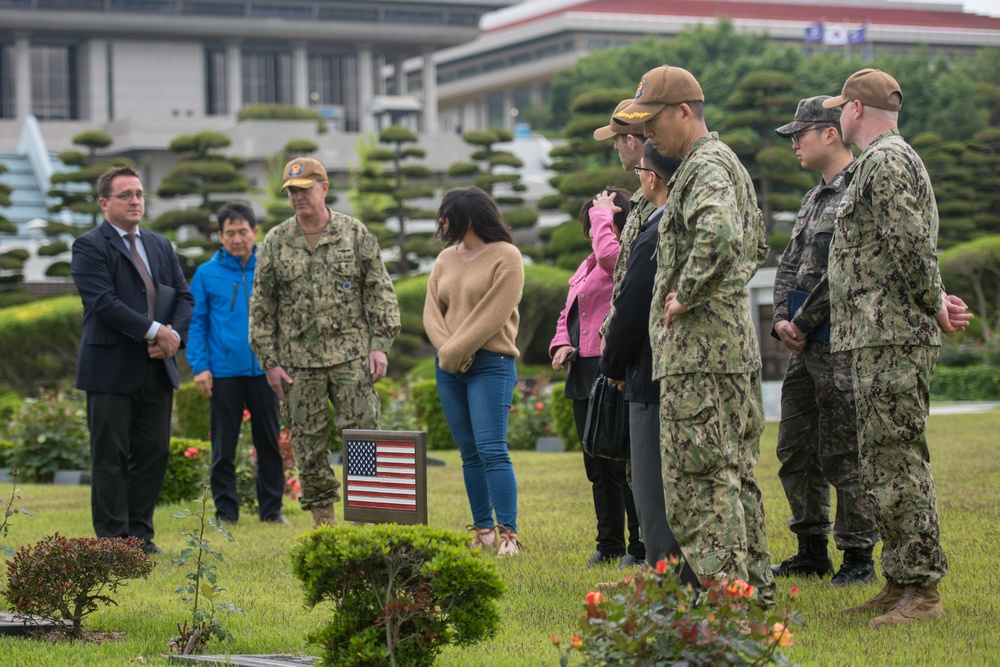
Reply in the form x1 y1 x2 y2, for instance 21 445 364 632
423 187 525 555
550 187 645 569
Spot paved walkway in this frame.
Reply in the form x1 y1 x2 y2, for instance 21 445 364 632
929 401 1000 415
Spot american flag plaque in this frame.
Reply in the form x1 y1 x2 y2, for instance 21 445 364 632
342 430 427 525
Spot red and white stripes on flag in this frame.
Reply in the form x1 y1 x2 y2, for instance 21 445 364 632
345 439 417 511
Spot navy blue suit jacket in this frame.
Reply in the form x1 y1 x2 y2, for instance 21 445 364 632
71 220 194 393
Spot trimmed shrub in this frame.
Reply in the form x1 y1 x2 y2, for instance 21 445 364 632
160 437 211 505
409 379 456 450
2 533 154 639
290 524 503 667
5 390 90 483
0 295 83 396
174 382 210 440
931 365 1000 401
0 438 16 467
549 381 579 451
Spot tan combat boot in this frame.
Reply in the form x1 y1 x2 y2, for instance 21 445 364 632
842 578 905 615
311 504 336 528
870 585 943 629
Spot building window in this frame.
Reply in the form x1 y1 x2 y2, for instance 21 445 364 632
487 93 505 128
308 52 358 131
205 47 227 115
31 44 77 120
242 50 292 105
0 44 13 119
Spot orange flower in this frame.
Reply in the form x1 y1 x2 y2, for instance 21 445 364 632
550 634 559 645
586 591 604 605
654 559 668 574
183 447 199 458
789 586 799 598
535 401 545 410
769 622 794 647
242 409 252 421
571 635 582 650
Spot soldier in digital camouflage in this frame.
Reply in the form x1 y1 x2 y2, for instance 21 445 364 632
614 65 775 608
249 157 400 528
594 98 658 339
822 69 972 628
769 96 879 586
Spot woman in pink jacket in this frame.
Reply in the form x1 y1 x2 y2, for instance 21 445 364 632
549 187 644 569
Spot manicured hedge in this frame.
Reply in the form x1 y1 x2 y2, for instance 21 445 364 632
931 365 1000 401
0 295 82 396
409 379 456 450
548 381 578 451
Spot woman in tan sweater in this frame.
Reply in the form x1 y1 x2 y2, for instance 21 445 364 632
423 187 525 555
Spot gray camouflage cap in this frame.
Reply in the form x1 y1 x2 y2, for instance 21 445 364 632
774 96 842 137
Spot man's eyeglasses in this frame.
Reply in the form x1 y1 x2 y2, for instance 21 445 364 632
790 124 832 144
634 166 656 176
110 191 147 202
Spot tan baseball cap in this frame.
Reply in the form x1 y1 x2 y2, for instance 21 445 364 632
594 99 637 141
613 66 704 126
281 157 329 190
822 68 903 112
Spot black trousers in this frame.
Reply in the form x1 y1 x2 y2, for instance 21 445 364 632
87 359 173 543
574 398 644 559
210 375 284 521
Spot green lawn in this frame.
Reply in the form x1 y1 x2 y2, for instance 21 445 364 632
2 409 999 666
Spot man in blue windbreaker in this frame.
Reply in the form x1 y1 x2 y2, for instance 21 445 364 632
188 202 287 525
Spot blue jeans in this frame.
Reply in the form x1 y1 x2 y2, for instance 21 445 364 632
435 350 519 533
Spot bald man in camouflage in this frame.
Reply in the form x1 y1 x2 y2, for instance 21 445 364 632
822 69 971 628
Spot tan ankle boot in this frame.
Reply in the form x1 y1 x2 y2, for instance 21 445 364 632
870 585 943 628
311 504 336 528
843 579 905 614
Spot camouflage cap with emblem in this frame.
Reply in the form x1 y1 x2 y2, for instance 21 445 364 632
822 68 902 112
281 157 329 190
774 96 842 137
613 65 704 127
594 99 639 141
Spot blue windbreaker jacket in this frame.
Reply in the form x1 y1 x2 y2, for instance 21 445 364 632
186 246 264 378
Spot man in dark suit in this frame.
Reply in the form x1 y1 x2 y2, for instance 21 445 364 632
70 165 194 554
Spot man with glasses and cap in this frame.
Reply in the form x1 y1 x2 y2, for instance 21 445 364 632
769 96 879 586
613 65 774 608
249 157 400 528
821 69 972 627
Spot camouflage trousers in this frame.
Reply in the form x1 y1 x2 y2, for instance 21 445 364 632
659 371 775 607
852 345 947 587
284 357 380 510
776 344 879 550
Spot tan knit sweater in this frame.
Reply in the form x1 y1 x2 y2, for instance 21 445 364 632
423 242 523 373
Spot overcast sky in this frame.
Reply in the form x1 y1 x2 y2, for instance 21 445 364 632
905 0 1000 18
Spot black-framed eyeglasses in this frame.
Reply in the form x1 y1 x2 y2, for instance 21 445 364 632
634 166 656 176
790 124 832 144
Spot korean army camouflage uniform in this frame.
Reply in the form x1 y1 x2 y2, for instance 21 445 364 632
828 129 946 587
649 133 775 606
249 209 401 510
600 189 658 337
771 165 879 551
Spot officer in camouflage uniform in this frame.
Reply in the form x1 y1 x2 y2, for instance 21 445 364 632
821 70 971 627
769 96 879 585
614 65 775 607
249 157 400 528
594 99 658 338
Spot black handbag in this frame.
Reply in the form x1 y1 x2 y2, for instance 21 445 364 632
581 374 630 460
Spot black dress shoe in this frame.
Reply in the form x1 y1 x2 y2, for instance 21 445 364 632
141 541 163 555
262 514 290 525
586 550 622 568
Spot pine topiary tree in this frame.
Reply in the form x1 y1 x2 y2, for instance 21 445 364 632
357 125 436 276
447 127 537 230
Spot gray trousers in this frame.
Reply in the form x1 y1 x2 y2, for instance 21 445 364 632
629 401 683 565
